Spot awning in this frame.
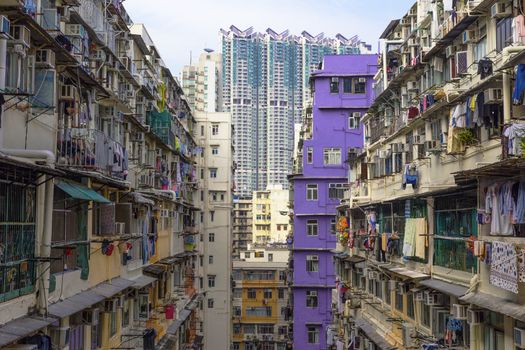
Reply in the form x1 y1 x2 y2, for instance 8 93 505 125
143 264 167 278
0 315 58 348
132 275 157 289
460 292 525 323
419 278 468 298
345 255 366 264
48 290 106 318
333 251 349 259
56 180 111 203
354 318 396 350
91 277 134 298
384 266 429 280
129 192 155 206
166 309 193 335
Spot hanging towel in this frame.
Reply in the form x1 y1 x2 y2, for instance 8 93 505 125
381 233 388 252
402 218 417 257
414 218 428 259
489 241 518 293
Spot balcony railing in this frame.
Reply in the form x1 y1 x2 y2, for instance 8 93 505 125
56 128 127 180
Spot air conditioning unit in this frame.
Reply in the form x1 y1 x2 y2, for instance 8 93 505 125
402 322 416 348
452 304 467 320
65 24 85 37
397 282 408 295
515 328 525 348
456 51 468 75
491 1 512 18
407 81 418 91
424 291 441 305
131 131 145 142
49 326 70 349
0 15 10 37
10 25 30 48
378 150 389 159
114 222 125 235
368 271 378 280
462 30 477 44
484 88 502 103
445 45 456 58
358 77 366 83
60 85 76 100
414 291 425 302
388 280 397 291
35 49 55 68
105 299 118 313
92 49 106 61
82 308 100 325
467 309 485 324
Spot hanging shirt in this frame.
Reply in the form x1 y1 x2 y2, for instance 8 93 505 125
477 59 493 79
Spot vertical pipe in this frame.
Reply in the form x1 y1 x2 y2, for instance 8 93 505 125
0 37 7 148
38 176 54 314
503 70 511 123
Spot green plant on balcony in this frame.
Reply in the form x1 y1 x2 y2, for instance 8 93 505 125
520 137 525 158
457 128 477 146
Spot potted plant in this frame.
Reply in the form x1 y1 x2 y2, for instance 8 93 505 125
457 128 478 146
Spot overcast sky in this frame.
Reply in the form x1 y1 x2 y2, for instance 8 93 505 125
124 0 415 76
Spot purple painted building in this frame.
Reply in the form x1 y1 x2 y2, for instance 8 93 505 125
289 55 377 349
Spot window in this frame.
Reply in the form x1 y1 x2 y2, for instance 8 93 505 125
407 293 415 319
306 255 319 272
208 298 214 308
247 288 257 299
268 253 273 262
307 219 318 236
330 77 339 93
328 183 345 199
212 124 219 135
210 211 215 222
255 251 264 258
307 326 320 344
212 192 218 201
245 252 251 258
109 310 117 337
199 255 203 267
330 219 336 234
233 289 242 298
343 77 352 93
395 290 403 311
354 77 366 94
324 148 341 165
348 113 361 129
208 275 216 288
278 288 285 299
209 255 214 264
279 271 286 280
306 147 313 164
200 169 204 179
122 299 130 328
199 277 203 289
209 233 215 242
245 306 272 317
306 184 318 200
200 125 204 136
421 302 431 328
264 289 273 299
211 146 219 155
306 290 318 307
209 168 217 178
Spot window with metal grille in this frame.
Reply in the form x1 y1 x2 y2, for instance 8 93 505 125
330 77 339 93
306 255 319 272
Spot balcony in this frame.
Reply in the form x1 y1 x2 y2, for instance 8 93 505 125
56 128 127 180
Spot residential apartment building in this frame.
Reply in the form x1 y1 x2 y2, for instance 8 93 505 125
220 26 372 197
252 185 290 244
0 1 203 349
195 111 233 350
331 1 525 349
233 198 254 259
182 50 222 113
289 55 377 349
232 243 290 350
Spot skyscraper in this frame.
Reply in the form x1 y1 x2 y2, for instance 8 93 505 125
220 26 371 198
182 50 223 113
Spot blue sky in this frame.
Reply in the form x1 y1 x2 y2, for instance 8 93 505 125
124 0 415 76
